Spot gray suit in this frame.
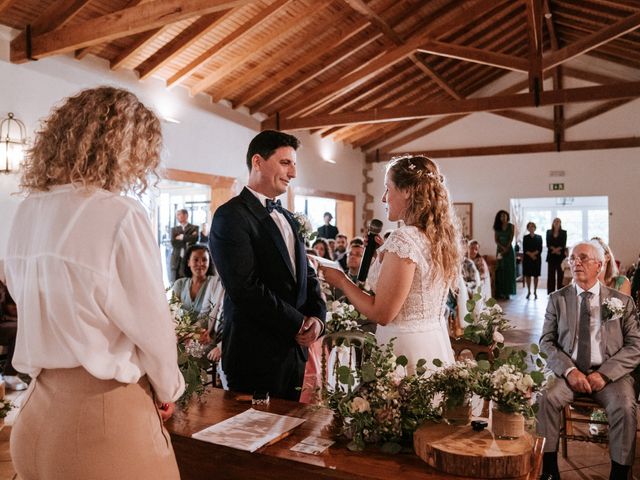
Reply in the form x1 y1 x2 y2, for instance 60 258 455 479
537 283 640 465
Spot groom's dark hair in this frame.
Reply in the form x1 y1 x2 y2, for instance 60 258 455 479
246 130 300 171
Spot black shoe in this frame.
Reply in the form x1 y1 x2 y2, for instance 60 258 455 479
534 292 538 299
526 292 531 299
610 461 630 480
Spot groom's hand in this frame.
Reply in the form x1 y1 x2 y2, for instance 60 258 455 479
296 316 322 347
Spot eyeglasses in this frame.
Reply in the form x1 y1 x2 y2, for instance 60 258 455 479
568 255 596 265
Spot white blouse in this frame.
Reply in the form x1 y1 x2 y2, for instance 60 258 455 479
3 184 184 402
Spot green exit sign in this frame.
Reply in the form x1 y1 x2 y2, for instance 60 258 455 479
549 183 565 191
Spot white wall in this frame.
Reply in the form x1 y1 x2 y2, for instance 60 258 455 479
0 27 365 256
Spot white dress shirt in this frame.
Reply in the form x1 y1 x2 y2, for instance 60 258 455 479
3 184 184 402
246 187 296 275
565 281 603 377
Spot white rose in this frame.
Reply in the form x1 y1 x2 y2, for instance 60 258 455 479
331 301 341 311
492 331 504 343
503 382 515 393
350 396 371 413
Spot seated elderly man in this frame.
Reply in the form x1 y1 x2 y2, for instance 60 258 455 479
537 240 640 480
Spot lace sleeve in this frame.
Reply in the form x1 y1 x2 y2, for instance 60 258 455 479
379 227 423 265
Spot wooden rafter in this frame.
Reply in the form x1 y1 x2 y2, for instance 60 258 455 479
543 0 564 148
110 27 165 71
10 0 91 63
166 0 291 89
559 28 640 69
526 0 544 100
563 66 625 85
11 0 254 62
416 41 529 72
543 11 640 70
135 11 230 80
197 0 334 99
271 0 503 121
266 81 640 131
0 0 18 16
564 99 633 129
373 137 640 161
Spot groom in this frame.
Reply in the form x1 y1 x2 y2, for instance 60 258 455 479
210 130 326 401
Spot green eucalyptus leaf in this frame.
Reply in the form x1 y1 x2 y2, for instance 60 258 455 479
472 293 482 302
396 355 408 367
530 343 540 355
361 363 377 383
477 359 491 371
466 300 475 312
432 358 443 368
485 298 497 307
530 371 545 385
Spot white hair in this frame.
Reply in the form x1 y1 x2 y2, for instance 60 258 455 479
571 240 605 263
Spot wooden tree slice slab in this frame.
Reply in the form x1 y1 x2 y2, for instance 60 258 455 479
413 421 534 478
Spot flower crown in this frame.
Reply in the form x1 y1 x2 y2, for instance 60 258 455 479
406 159 441 182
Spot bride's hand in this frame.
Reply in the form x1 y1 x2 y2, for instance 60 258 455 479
319 266 349 288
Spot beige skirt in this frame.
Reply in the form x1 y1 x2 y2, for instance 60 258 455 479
10 367 180 480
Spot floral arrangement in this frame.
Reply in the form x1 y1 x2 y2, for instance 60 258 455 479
602 297 625 321
0 398 13 420
324 339 438 452
428 359 481 409
462 293 511 348
474 345 547 418
293 212 317 243
169 294 211 405
326 300 368 334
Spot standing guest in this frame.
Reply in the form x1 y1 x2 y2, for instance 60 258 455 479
321 155 461 372
523 222 543 299
591 237 632 296
333 234 348 267
210 130 326 401
317 211 338 239
537 241 640 480
468 240 491 300
493 210 516 299
312 237 331 260
198 222 209 245
546 217 567 294
170 209 199 282
460 239 481 298
4 87 184 480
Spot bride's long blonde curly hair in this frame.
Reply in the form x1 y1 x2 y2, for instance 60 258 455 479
20 86 162 195
387 155 462 288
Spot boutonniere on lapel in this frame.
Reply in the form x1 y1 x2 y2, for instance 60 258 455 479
293 212 317 242
602 297 625 321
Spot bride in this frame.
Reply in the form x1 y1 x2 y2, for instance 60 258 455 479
321 155 461 371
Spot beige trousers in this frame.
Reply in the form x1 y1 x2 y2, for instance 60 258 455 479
10 367 181 480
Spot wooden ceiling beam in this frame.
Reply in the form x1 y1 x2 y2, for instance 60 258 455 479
110 27 165 71
564 99 632 129
135 11 229 79
559 29 640 69
526 0 544 99
373 137 640 161
214 1 354 104
542 11 640 70
197 0 334 99
563 66 626 85
11 0 254 62
0 0 19 16
416 41 529 72
10 0 91 63
273 0 501 120
543 0 564 148
167 0 291 88
266 81 640 131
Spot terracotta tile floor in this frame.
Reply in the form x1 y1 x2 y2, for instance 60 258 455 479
0 284 638 479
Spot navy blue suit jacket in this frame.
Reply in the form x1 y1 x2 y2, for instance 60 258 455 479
210 188 325 399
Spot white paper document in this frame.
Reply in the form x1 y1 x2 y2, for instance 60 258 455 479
307 254 343 271
191 408 306 452
290 435 335 455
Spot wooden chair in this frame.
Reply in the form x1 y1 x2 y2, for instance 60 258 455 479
559 396 608 459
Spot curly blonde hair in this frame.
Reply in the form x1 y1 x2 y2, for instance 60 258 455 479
387 155 462 288
20 86 162 195
591 237 620 284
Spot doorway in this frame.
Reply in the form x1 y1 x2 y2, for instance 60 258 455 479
289 187 356 240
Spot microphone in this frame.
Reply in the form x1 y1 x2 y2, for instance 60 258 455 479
357 219 384 283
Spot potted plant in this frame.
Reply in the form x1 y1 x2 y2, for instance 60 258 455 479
427 359 480 426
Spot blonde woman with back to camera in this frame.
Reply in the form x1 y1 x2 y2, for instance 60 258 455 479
321 155 461 371
3 87 185 480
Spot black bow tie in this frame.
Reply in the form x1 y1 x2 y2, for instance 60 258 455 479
265 198 284 214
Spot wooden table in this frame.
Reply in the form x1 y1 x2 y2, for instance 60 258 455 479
166 388 543 480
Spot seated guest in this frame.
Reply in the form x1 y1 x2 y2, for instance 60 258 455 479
171 244 224 331
0 280 27 391
344 240 365 283
312 238 332 260
333 234 348 265
537 240 640 480
327 238 336 260
339 237 362 271
468 239 491 300
591 237 632 296
317 211 338 239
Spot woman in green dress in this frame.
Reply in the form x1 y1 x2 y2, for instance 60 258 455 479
493 210 516 299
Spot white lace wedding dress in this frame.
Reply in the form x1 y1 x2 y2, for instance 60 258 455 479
368 225 454 372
